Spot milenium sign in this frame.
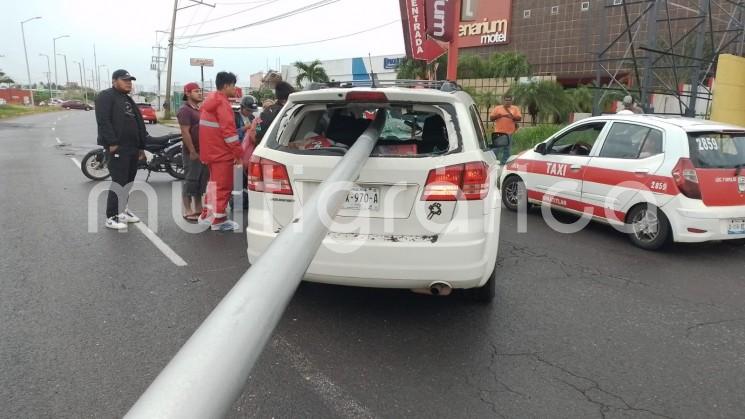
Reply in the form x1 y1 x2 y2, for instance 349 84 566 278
459 18 509 46
457 0 512 48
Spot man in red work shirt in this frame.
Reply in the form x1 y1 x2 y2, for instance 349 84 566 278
198 71 242 231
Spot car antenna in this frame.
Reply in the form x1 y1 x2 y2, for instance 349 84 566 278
368 53 378 88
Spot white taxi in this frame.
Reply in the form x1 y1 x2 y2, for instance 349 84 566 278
500 115 745 250
245 85 502 301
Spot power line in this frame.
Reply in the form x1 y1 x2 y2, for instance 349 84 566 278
173 0 280 30
179 19 401 49
175 0 340 40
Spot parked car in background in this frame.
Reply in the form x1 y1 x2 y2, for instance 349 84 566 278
61 100 93 111
137 103 157 124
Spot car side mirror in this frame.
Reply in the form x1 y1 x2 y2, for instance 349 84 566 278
535 143 547 155
493 134 510 148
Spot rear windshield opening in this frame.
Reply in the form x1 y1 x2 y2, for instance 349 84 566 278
268 103 459 157
688 132 745 168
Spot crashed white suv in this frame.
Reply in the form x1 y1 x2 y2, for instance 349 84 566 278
245 85 501 301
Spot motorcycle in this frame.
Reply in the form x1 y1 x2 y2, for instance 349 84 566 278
81 133 185 181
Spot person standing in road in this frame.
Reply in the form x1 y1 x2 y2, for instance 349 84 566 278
617 95 644 114
256 81 295 142
177 82 207 222
235 95 259 143
95 69 146 230
489 94 522 165
198 71 242 232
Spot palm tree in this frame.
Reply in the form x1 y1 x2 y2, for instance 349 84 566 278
458 55 489 78
293 60 329 88
0 69 14 85
510 80 572 125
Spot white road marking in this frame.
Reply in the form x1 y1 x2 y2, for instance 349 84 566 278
66 158 188 266
51 127 55 131
272 336 376 419
133 221 188 267
55 137 62 145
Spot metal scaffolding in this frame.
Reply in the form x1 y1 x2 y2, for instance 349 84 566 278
593 0 745 117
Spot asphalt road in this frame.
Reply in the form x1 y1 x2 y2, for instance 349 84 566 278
1 110 745 419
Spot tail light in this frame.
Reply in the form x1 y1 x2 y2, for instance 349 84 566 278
421 162 489 201
247 155 293 195
672 158 701 199
345 91 388 102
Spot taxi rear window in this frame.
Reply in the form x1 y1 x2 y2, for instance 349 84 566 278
688 132 745 168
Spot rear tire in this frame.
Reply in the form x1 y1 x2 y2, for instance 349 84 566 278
501 175 526 212
165 146 185 180
81 149 111 181
467 266 496 303
626 204 671 250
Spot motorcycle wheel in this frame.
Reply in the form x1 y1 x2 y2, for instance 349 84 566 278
165 145 186 180
81 149 111 181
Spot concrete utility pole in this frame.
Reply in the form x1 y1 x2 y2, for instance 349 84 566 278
53 35 69 96
164 0 215 119
21 16 42 106
94 44 99 91
152 42 167 111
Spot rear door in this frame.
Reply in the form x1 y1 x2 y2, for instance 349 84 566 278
687 131 745 207
526 122 607 211
256 97 483 237
582 122 668 221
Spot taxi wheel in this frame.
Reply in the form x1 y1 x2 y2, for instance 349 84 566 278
501 176 526 212
627 204 671 250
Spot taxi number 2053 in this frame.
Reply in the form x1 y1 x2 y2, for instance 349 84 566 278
650 181 668 192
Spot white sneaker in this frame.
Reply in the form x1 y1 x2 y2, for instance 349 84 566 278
105 216 127 230
118 209 140 223
211 219 240 232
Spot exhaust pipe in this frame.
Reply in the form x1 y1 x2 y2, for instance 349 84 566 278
411 281 453 296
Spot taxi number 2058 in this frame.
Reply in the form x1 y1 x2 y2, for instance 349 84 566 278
650 181 668 192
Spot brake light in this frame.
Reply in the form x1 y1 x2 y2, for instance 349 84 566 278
345 91 388 102
421 162 489 201
672 158 701 199
247 156 293 195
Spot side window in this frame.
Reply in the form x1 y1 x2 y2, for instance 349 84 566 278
469 105 489 150
599 122 663 159
549 122 606 155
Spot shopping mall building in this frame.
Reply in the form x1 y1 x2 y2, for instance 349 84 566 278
399 0 744 87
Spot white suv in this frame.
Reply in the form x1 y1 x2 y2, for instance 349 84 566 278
246 85 501 301
500 115 745 250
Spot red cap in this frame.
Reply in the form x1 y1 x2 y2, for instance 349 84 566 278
183 82 200 95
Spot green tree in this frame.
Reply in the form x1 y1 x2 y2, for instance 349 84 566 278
0 69 14 84
490 52 531 80
396 56 447 80
293 59 329 88
510 80 572 125
458 54 489 78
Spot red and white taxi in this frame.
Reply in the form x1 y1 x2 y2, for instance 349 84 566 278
500 115 745 249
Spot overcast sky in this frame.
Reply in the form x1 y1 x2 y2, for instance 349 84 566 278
1 0 405 92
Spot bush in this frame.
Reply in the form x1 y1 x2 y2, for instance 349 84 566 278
511 125 564 153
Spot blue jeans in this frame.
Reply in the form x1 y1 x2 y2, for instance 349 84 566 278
491 133 512 164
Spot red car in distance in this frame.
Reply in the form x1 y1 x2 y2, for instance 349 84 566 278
137 103 157 124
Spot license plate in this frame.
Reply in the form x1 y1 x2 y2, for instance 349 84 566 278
728 218 745 235
343 187 380 211
738 176 745 193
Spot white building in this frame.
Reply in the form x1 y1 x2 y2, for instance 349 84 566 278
281 54 405 88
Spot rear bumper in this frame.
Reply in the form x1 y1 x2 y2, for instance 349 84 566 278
246 228 500 290
668 200 745 242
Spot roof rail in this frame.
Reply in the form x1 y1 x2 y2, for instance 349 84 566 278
304 79 462 92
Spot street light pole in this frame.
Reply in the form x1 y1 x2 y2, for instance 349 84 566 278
73 60 87 103
57 53 69 88
21 16 42 106
53 35 70 97
39 53 52 100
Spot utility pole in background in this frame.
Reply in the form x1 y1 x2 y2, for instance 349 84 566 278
93 44 99 92
52 35 69 97
164 0 215 120
73 60 87 103
152 42 167 111
21 16 42 106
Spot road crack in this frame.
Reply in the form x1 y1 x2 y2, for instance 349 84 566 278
685 317 745 338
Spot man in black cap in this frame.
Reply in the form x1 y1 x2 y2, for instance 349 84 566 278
95 69 147 230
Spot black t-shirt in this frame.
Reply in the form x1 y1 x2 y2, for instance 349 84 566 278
120 99 140 150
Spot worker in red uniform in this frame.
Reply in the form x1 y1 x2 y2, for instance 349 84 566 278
198 71 242 231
